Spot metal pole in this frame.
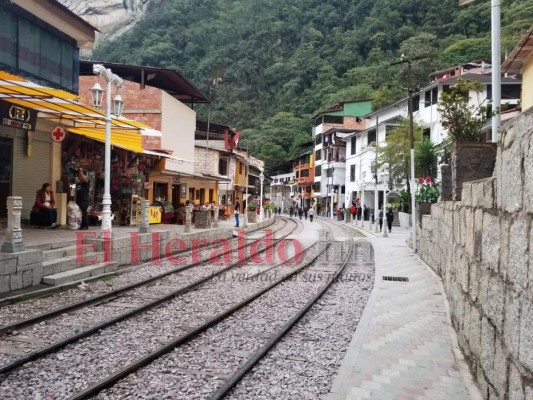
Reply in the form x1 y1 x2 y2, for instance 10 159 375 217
243 153 248 228
259 171 264 221
374 115 380 233
408 83 417 252
491 0 501 143
101 79 113 235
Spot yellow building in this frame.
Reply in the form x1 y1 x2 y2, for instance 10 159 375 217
503 25 533 111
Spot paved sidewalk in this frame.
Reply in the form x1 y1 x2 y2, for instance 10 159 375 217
326 220 481 400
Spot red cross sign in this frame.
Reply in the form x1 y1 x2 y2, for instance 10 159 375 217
51 126 66 142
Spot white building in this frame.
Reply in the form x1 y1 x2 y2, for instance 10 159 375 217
270 171 296 212
345 66 521 216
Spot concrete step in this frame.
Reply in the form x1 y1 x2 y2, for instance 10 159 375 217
42 252 104 276
27 238 78 252
42 245 78 262
42 262 118 286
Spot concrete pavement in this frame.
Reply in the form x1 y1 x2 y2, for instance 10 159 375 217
325 218 482 400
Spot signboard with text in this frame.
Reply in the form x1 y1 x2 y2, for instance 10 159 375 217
0 101 37 131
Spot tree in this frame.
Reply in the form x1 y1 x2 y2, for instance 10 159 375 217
377 118 422 213
415 137 439 179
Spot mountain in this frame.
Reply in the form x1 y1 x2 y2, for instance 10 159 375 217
58 0 162 40
86 0 532 169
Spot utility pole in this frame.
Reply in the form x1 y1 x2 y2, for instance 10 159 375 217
390 55 426 252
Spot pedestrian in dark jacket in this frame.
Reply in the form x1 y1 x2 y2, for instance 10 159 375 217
289 206 294 218
378 209 384 232
298 207 303 219
386 207 394 232
304 206 308 220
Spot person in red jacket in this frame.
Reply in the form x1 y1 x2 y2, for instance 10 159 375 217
32 183 58 227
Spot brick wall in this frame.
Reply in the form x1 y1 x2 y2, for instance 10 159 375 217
417 108 533 399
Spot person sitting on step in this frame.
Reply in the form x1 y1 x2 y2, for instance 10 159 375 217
32 183 59 228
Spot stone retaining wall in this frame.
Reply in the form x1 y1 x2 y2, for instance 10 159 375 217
417 108 533 399
0 250 42 293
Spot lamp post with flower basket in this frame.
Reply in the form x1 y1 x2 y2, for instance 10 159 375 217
415 176 440 227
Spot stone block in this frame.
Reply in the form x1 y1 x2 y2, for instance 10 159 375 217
493 337 509 398
477 366 490 400
16 250 42 267
456 249 469 293
462 182 473 206
472 180 485 208
482 212 500 272
519 298 533 372
32 266 43 285
10 272 23 291
478 266 491 310
504 290 522 359
501 131 524 213
500 216 511 282
22 270 32 287
480 317 496 382
525 133 533 215
470 260 480 302
0 275 10 293
470 305 482 356
509 362 524 400
484 178 496 209
465 208 475 258
474 208 483 261
0 258 17 275
507 219 529 289
485 275 505 333
496 145 503 211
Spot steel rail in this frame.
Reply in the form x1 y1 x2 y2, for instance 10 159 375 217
0 218 284 336
67 223 333 400
0 219 297 375
210 222 355 399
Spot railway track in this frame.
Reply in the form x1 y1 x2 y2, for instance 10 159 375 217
0 217 298 375
0 218 373 400
67 222 355 399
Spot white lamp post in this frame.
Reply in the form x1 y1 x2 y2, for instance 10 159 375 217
259 171 264 221
243 153 249 228
91 64 124 236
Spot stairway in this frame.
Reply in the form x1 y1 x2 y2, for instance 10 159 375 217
29 241 117 286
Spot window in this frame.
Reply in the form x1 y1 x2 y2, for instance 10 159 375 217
351 137 356 155
315 149 321 161
326 168 333 178
296 171 300 178
313 182 321 192
502 84 521 100
424 87 438 107
239 161 243 174
218 158 228 175
412 94 420 112
423 128 430 139
350 165 355 182
301 169 309 178
315 134 322 145
367 130 376 146
315 165 321 176
323 115 344 124
385 125 396 138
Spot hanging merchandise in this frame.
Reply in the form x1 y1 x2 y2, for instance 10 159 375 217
67 201 81 230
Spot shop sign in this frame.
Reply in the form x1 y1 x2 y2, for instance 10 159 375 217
180 183 187 198
148 206 162 224
0 102 37 131
51 126 66 142
144 181 153 189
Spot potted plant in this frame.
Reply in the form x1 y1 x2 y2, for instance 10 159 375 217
336 208 344 221
247 201 258 223
438 78 496 201
194 204 211 229
415 176 440 225
344 207 352 223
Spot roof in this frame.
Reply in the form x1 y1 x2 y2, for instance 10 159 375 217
48 0 99 32
429 60 491 78
312 98 372 118
196 121 237 136
438 73 522 85
502 25 533 74
79 61 209 103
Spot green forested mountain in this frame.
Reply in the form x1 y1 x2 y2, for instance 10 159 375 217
92 0 532 170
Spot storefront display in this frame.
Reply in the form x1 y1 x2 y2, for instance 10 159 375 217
62 136 156 226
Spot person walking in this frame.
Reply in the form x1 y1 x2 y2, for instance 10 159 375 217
289 205 294 218
298 206 303 220
386 207 394 233
308 206 315 222
76 170 89 230
378 208 384 232
316 203 321 217
234 200 240 227
304 206 308 220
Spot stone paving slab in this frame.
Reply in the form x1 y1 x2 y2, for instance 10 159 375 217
325 219 482 400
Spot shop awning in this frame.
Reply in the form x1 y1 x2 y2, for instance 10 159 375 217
0 71 148 130
69 127 144 153
144 149 194 165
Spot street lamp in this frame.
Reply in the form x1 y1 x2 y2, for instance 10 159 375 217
91 64 124 236
259 171 264 221
243 151 249 228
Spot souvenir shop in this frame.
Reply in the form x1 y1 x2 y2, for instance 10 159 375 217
61 134 160 226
